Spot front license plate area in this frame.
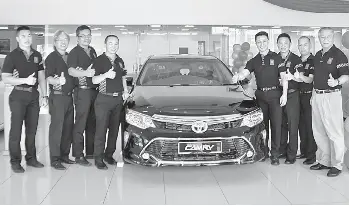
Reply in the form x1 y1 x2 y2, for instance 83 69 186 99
178 141 222 154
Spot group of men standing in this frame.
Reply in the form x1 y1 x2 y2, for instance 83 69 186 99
233 27 349 177
2 25 129 173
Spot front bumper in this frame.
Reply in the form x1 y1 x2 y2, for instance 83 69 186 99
122 124 266 167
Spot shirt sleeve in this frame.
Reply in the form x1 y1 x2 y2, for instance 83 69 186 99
244 59 254 73
37 53 44 71
2 54 15 74
67 49 79 68
336 51 349 76
44 55 56 78
92 58 103 76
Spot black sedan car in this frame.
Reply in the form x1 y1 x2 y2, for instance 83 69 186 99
122 55 266 166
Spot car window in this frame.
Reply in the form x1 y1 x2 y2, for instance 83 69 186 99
138 58 234 86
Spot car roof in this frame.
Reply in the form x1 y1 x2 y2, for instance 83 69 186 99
148 54 218 60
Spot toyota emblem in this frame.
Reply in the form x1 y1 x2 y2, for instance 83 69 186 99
191 121 208 133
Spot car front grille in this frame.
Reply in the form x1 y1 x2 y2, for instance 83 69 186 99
155 119 242 132
143 137 252 162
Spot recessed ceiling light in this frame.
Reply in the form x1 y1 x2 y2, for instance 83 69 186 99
241 26 251 28
185 25 194 28
115 25 125 28
150 25 161 28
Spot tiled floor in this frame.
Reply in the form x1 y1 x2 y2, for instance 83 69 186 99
1 131 349 204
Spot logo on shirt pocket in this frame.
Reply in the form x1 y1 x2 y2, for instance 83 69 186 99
327 57 333 64
270 59 274 65
286 61 291 68
305 64 309 70
34 57 39 64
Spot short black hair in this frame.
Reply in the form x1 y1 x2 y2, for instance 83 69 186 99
255 31 269 41
16 26 31 36
104 35 119 44
277 33 292 43
76 25 91 37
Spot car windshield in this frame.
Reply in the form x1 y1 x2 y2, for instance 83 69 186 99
137 58 235 86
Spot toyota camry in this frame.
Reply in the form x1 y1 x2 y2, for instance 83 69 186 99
122 54 266 166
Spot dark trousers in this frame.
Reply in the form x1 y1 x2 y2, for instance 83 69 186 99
255 89 282 158
280 91 300 160
48 93 74 164
9 89 40 165
299 92 317 160
94 93 123 159
72 88 97 158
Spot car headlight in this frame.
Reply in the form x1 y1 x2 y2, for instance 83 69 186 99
125 109 156 129
240 109 263 127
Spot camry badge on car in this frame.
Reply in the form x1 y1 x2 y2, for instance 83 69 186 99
191 121 208 133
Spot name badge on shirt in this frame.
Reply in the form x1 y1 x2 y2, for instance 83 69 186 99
270 59 274 65
34 57 39 64
286 61 291 68
327 58 333 64
305 64 309 70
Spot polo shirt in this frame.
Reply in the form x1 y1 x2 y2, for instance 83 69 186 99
245 50 286 89
2 47 44 88
67 44 97 88
279 52 304 90
45 50 75 94
93 53 125 93
299 54 315 91
313 45 349 90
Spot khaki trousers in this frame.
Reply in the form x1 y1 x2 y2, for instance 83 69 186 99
311 91 346 170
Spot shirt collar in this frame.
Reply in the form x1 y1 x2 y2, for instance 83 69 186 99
321 44 336 55
54 48 68 56
16 46 34 53
259 50 273 58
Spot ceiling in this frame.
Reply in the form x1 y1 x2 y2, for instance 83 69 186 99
264 0 349 13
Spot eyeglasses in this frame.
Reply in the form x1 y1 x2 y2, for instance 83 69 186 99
78 35 92 39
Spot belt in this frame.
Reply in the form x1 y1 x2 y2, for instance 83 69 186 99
287 89 297 94
314 89 340 94
300 90 312 94
100 92 121 97
257 86 279 91
52 90 72 96
14 86 34 92
78 86 96 90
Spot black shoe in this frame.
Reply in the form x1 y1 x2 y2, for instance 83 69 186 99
279 154 286 159
75 157 92 166
61 157 75 164
11 164 25 173
285 159 296 164
51 161 66 170
95 159 108 170
271 158 280 166
296 154 307 159
26 160 44 168
303 158 316 165
310 163 331 170
327 167 342 177
104 157 117 165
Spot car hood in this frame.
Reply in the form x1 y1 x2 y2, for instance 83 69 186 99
127 86 258 116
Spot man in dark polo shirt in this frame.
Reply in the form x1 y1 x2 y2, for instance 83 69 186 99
277 33 304 164
91 35 128 169
1 26 48 173
67 25 97 166
45 30 75 170
310 27 349 177
297 36 317 165
232 31 288 165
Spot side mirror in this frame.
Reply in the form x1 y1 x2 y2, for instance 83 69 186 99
126 76 133 87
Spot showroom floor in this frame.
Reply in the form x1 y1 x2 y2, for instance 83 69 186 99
1 131 349 204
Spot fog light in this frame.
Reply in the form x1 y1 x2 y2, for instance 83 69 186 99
142 153 150 160
246 151 253 158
